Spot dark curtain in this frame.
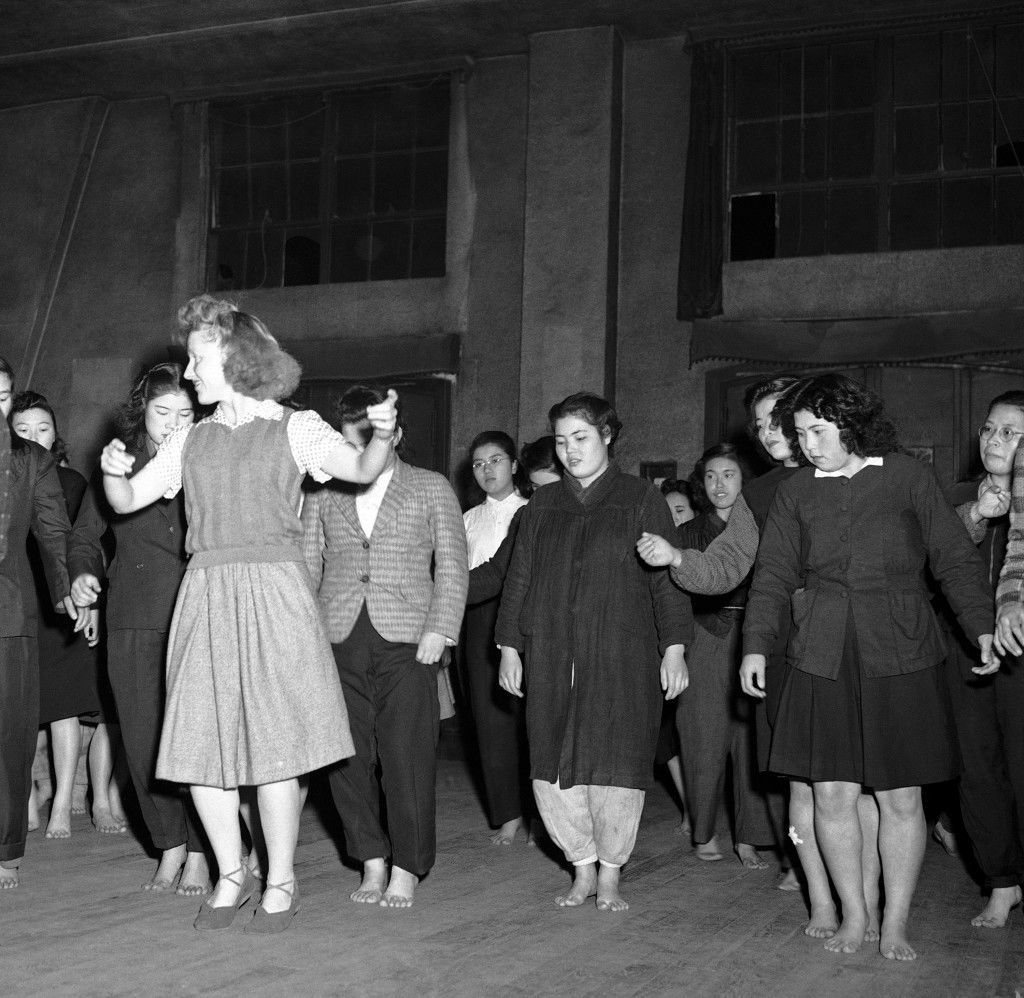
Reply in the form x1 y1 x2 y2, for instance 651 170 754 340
677 41 725 321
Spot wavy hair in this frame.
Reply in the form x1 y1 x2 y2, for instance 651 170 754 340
744 375 806 462
177 294 301 402
117 362 197 452
688 442 752 515
778 373 900 458
10 390 69 464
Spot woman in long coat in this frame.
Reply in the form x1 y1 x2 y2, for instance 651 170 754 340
496 392 692 911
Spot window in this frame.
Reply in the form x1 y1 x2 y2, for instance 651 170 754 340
208 77 450 289
727 23 1024 260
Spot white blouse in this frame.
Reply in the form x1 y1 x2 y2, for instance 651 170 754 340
463 492 529 570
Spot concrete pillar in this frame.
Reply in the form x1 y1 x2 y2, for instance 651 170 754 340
518 26 622 442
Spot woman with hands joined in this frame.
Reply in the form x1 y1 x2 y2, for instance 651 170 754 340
495 393 692 912
98 296 398 933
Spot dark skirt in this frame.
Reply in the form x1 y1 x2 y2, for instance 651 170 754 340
37 617 102 724
769 610 959 791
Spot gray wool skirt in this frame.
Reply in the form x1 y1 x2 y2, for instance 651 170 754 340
156 560 354 788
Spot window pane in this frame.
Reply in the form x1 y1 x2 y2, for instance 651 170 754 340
779 189 826 256
890 181 940 250
330 222 370 282
729 193 776 261
336 92 375 154
828 186 877 253
210 230 246 291
244 228 283 288
369 220 411 280
996 174 1024 243
283 229 321 286
943 30 970 102
996 24 1024 97
780 46 827 116
969 28 995 99
733 50 778 118
416 84 450 147
216 167 249 226
250 163 288 222
943 103 994 171
288 98 325 158
734 121 777 186
289 162 320 221
894 34 940 104
411 217 447 277
249 101 288 164
829 112 875 178
996 97 1024 167
781 117 827 182
830 41 875 110
375 88 417 151
415 150 448 212
336 157 373 218
218 115 249 166
942 177 992 246
375 153 413 214
894 106 939 174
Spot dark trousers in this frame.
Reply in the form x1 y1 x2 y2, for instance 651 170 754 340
328 605 439 876
463 600 529 827
946 642 1024 889
106 629 205 853
0 637 38 862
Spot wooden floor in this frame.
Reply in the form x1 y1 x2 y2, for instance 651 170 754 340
2 755 1022 998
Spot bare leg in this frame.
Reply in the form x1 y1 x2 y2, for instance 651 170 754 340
858 792 881 942
695 835 723 861
972 885 1023 928
255 779 301 914
178 851 211 896
736 842 770 869
27 780 39 833
789 779 838 937
596 863 628 911
45 717 81 838
239 789 265 880
381 865 418 908
145 843 186 890
190 785 245 909
875 786 925 961
352 857 387 903
666 756 690 835
490 817 522 846
89 723 127 833
555 861 598 907
814 781 869 954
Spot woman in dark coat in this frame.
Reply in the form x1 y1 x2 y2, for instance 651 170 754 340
69 362 210 894
742 373 995 962
495 393 692 911
0 358 76 888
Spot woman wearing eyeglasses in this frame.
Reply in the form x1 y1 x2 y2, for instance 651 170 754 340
946 391 1024 929
462 431 530 845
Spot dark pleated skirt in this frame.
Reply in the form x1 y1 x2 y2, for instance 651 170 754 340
768 610 959 791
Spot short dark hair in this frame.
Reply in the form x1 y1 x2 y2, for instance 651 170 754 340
467 429 528 498
688 442 751 514
778 373 900 458
337 384 405 454
0 356 13 386
744 375 805 460
548 392 622 446
987 390 1024 419
118 362 198 452
177 294 301 402
10 390 69 464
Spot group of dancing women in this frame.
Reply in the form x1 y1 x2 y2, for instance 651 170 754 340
0 295 1022 958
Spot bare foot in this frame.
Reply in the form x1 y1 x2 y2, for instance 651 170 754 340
91 806 127 835
971 885 1022 929
352 858 387 904
71 793 87 816
824 911 869 954
0 863 20 889
380 865 416 908
931 820 958 858
177 852 211 897
804 902 840 938
695 836 723 862
864 908 881 943
555 863 597 907
144 846 185 891
45 805 71 840
673 817 692 837
736 843 770 870
526 818 543 847
596 864 629 912
490 818 522 846
880 919 917 961
778 868 801 892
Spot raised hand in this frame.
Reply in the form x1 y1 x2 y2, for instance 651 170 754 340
100 438 135 477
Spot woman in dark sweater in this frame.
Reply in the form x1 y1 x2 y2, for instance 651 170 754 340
495 393 692 911
743 373 995 961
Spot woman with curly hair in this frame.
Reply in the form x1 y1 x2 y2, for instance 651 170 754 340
95 296 398 932
742 372 996 961
69 362 211 893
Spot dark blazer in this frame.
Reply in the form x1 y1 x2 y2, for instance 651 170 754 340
302 456 468 644
494 463 693 790
0 438 71 638
467 506 525 606
67 451 189 632
744 454 993 681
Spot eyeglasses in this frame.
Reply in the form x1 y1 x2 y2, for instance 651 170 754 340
472 455 511 471
979 424 1024 443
